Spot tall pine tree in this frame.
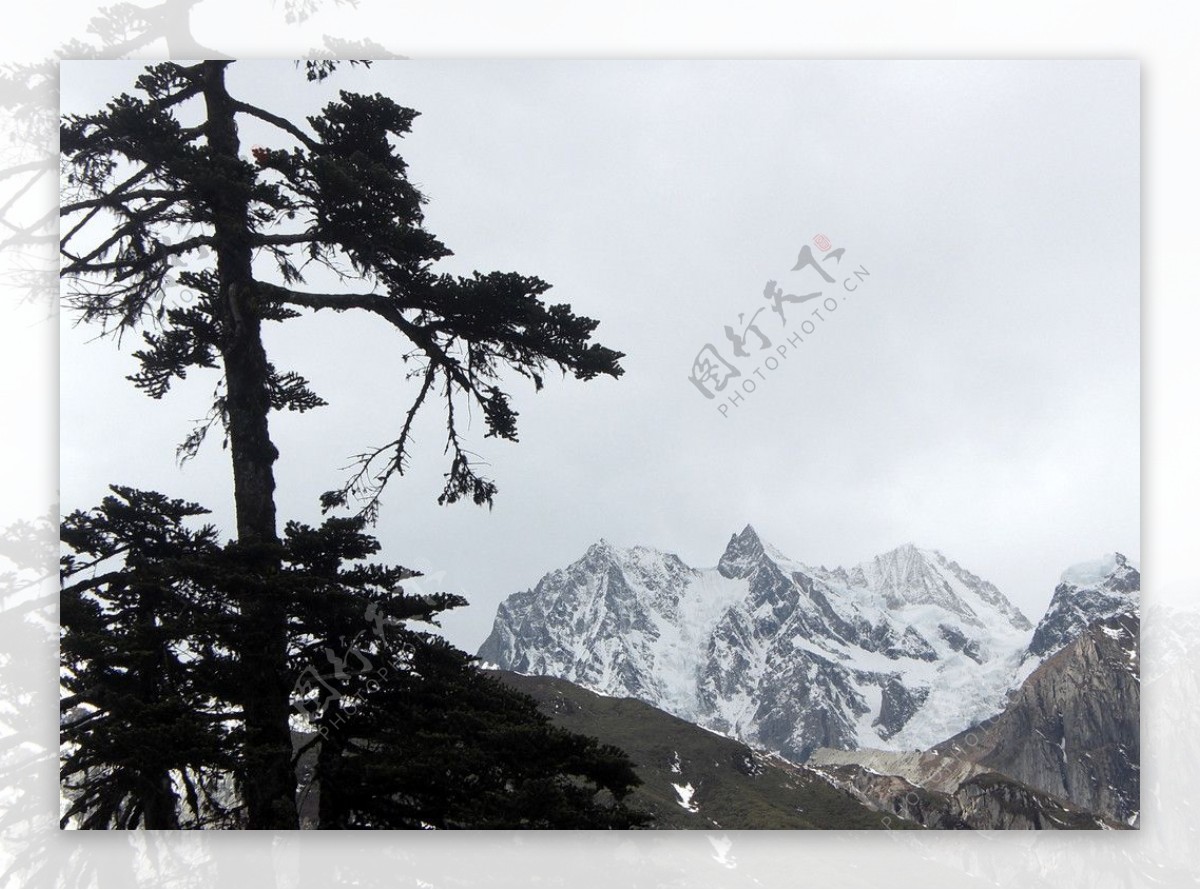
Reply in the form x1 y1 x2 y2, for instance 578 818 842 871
60 61 625 829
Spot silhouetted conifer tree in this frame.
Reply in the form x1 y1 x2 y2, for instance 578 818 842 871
60 487 646 829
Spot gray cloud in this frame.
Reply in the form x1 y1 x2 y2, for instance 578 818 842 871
60 60 1138 649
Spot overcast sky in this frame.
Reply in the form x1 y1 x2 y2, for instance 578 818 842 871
60 60 1139 651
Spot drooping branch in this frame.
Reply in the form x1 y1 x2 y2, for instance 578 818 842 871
319 363 438 519
61 206 204 271
61 233 215 336
59 166 155 247
258 276 621 512
437 369 498 508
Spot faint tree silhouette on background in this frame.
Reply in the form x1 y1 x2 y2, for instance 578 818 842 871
0 0 397 310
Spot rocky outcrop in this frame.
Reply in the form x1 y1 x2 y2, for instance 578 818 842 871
808 747 986 795
814 763 1121 830
935 609 1140 826
954 773 1119 830
813 763 968 829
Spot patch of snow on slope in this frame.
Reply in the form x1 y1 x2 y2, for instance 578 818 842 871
672 782 699 812
853 681 885 747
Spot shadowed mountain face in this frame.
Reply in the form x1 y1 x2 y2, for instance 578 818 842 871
492 671 916 830
480 528 1034 759
810 560 1140 829
809 610 1139 829
935 609 1141 826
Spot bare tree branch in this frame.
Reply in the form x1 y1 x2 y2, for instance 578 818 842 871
232 100 321 152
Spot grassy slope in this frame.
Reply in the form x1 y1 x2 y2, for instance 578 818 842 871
492 671 921 830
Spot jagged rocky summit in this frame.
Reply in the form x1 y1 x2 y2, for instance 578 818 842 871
1025 552 1140 661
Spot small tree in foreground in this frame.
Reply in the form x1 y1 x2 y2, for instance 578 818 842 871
60 61 625 828
59 488 237 829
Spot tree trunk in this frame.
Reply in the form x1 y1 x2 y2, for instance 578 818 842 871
315 702 346 829
136 583 180 829
200 60 298 829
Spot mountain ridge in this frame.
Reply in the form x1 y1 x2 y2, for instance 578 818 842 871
480 530 1139 828
479 527 1071 760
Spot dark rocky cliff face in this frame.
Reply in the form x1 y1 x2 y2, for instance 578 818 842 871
808 562 1141 831
934 609 1140 826
951 773 1120 830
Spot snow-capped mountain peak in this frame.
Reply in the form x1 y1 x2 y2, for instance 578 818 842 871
856 544 976 618
842 543 1031 633
1026 552 1139 661
1058 551 1138 592
480 528 1067 760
